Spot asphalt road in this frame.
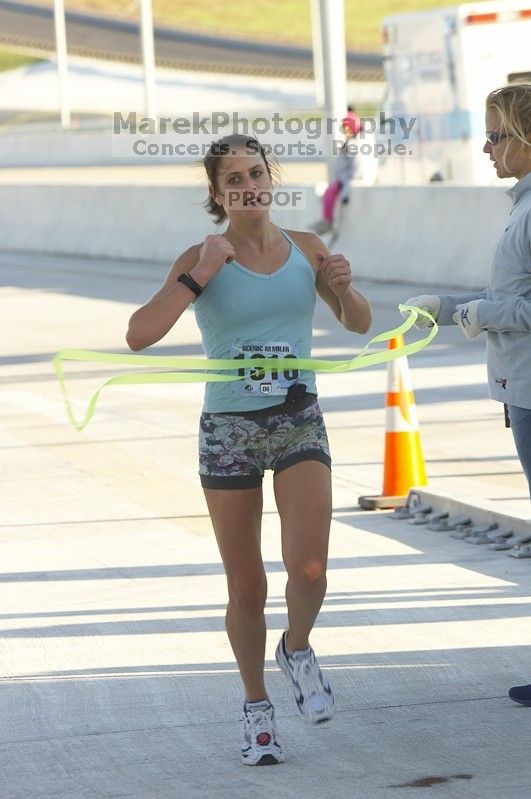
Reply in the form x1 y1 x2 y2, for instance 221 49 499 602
0 0 383 79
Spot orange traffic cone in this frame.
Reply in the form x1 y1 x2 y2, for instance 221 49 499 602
359 335 427 509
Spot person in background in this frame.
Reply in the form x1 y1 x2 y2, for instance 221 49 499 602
402 82 531 704
126 133 371 765
312 106 363 234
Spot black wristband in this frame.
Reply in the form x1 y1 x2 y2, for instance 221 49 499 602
177 272 203 298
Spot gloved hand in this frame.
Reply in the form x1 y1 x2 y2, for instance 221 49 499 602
452 300 484 339
401 295 441 328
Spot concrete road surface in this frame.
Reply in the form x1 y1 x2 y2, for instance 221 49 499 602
1 249 531 798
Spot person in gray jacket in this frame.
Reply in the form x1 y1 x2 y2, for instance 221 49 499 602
404 83 531 503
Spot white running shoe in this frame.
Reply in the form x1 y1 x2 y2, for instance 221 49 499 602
241 700 285 766
275 631 334 723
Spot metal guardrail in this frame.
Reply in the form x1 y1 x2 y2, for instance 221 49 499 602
0 0 383 81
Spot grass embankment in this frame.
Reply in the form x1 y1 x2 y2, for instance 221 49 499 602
0 46 43 72
34 0 479 50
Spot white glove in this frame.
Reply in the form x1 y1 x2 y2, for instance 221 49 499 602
401 295 441 328
452 300 484 339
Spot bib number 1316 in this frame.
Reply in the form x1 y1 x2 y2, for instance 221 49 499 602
233 352 299 382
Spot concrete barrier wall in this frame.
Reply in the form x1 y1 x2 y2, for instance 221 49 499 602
334 185 510 288
0 184 322 262
0 184 510 288
0 129 115 168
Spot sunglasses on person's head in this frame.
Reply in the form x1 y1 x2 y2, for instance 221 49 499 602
485 131 508 146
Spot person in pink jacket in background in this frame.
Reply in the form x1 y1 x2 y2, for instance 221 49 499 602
312 107 363 235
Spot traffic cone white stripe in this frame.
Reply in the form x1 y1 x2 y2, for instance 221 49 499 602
387 356 413 393
385 404 420 432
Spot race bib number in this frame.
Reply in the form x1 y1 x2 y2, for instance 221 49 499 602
230 340 299 396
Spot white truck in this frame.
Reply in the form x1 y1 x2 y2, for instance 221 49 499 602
376 0 531 184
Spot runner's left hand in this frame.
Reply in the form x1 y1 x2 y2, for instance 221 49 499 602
317 251 352 298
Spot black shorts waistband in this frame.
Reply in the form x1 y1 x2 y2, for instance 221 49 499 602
203 393 317 419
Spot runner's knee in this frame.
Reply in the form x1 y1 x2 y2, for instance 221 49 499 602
286 558 327 592
227 573 267 617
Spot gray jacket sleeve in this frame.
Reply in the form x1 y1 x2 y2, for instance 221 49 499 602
438 291 488 325
477 297 531 332
438 292 531 331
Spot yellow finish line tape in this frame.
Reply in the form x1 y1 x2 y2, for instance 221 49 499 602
53 304 436 431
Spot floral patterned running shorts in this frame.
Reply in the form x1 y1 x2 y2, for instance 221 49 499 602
198 394 331 489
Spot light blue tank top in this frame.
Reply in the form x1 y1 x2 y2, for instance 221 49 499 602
194 229 318 412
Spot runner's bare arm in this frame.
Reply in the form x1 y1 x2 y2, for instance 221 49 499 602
126 236 235 351
126 245 203 351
